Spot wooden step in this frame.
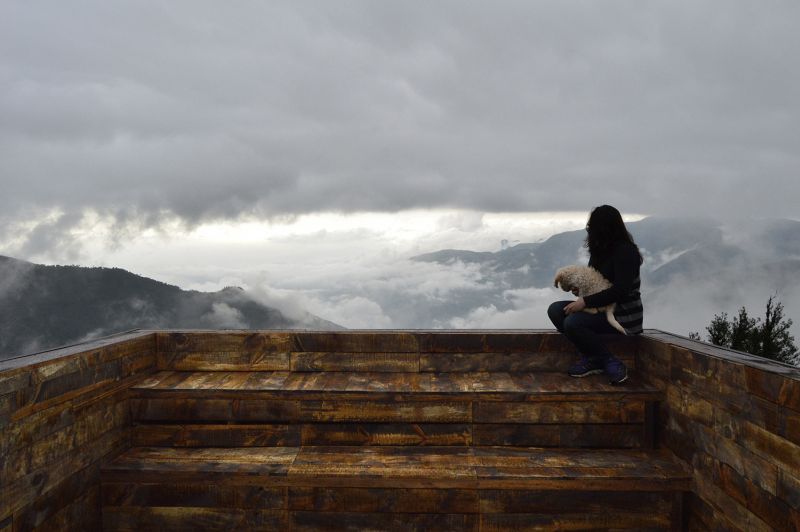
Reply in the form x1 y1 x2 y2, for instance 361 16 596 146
101 446 691 531
130 371 660 448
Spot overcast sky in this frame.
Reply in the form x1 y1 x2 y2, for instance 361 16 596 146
2 1 800 332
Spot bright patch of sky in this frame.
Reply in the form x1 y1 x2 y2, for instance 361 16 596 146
17 209 645 291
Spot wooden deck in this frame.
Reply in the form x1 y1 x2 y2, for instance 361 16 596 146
2 330 798 530
102 446 689 530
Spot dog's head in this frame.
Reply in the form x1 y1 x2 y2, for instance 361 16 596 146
553 265 581 293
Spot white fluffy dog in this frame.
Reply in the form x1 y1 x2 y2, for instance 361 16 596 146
553 265 626 335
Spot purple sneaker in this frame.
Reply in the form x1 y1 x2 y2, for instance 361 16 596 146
605 357 628 385
568 356 604 378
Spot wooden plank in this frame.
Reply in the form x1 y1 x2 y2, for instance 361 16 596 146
157 331 297 356
161 351 291 372
479 489 673 514
643 400 657 449
472 449 691 491
27 359 122 407
0 332 153 373
0 401 76 457
132 424 301 447
0 369 31 396
102 483 286 509
119 350 157 377
777 469 800 510
239 371 291 391
299 423 471 446
685 491 717 531
31 484 100 532
129 370 661 400
102 447 299 482
288 447 476 487
1 428 128 518
12 464 99 531
745 366 800 412
132 398 304 422
294 332 420 353
342 372 429 393
3 396 128 484
290 511 478 532
421 352 560 372
281 372 331 392
291 352 419 372
480 512 670 531
297 400 471 423
473 423 643 448
10 370 141 423
669 346 751 401
131 371 189 390
474 400 645 424
693 472 773 532
132 398 235 422
102 506 287 531
696 452 794 531
715 408 800 476
165 371 252 390
288 487 478 513
666 384 714 426
420 352 635 372
667 410 778 496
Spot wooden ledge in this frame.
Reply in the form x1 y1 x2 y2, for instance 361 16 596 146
131 371 662 402
103 446 691 492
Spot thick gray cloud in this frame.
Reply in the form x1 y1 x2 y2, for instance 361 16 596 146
2 0 799 249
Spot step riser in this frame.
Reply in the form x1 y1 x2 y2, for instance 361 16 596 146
131 397 647 424
157 331 637 372
130 396 654 449
101 484 681 531
159 351 637 373
132 422 649 448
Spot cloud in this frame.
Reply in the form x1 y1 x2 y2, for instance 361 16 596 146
448 287 562 329
200 302 247 329
0 256 34 299
2 1 800 258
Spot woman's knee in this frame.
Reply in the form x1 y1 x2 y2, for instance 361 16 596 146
562 314 583 335
548 301 567 329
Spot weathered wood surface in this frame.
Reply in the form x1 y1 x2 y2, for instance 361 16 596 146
10 328 800 530
102 446 691 491
0 332 156 532
156 330 640 372
132 369 661 399
473 423 645 448
639 331 800 531
101 446 690 530
102 507 288 531
130 369 658 449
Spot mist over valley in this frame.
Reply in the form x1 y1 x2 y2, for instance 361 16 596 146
3 216 798 361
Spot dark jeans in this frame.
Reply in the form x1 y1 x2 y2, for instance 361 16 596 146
547 300 622 361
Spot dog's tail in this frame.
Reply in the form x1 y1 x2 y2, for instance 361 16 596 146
605 305 627 335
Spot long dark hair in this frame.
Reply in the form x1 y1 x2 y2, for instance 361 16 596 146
584 205 643 264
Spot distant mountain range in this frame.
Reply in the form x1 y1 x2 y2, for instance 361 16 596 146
412 216 800 338
0 256 340 359
413 216 800 292
3 216 798 359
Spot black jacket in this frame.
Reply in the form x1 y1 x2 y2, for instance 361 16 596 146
583 241 643 334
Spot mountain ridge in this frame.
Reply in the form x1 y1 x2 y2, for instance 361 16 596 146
0 257 341 359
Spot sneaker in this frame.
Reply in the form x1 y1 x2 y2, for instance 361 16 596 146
605 357 628 385
568 356 604 377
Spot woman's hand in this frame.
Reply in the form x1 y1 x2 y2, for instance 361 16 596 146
564 297 586 315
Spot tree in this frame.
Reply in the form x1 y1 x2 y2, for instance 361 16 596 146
691 295 799 366
756 295 797 364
